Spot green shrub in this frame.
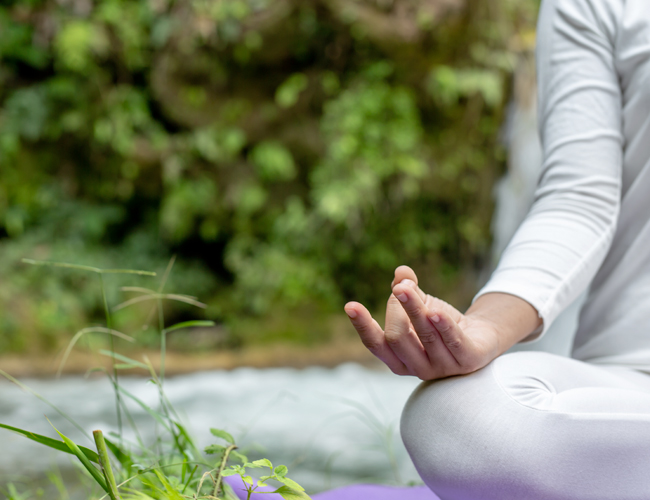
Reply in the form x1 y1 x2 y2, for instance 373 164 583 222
0 0 539 351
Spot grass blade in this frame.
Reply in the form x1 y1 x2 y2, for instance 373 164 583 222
104 436 134 471
99 350 149 370
57 327 135 378
174 421 203 461
94 430 121 500
152 470 184 500
0 423 100 463
48 420 108 493
163 320 215 334
113 293 206 312
119 286 159 294
21 259 156 276
100 269 156 276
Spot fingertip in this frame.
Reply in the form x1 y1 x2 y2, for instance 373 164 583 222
344 303 358 319
345 309 358 319
392 285 409 302
395 265 418 285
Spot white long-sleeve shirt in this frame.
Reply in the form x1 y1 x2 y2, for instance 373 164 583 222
475 0 650 367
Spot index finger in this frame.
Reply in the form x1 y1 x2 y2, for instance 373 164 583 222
344 302 409 375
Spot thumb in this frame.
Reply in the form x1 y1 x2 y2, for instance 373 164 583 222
391 265 418 288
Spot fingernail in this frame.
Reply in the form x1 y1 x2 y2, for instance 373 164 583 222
345 309 357 319
401 279 415 288
429 314 440 323
396 293 408 303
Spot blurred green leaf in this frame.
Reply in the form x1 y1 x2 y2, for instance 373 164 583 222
204 444 226 455
250 141 297 181
276 73 308 108
210 428 235 444
274 485 311 500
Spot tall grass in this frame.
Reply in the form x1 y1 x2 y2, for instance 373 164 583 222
1 259 311 500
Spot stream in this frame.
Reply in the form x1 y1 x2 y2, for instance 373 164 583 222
0 363 422 495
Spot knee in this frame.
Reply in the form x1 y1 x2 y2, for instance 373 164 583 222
400 353 550 498
400 363 500 484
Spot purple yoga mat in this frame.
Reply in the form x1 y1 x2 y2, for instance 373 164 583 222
222 476 441 500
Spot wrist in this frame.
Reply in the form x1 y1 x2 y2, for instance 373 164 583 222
465 293 542 354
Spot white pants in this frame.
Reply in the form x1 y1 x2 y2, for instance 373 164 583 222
401 351 650 500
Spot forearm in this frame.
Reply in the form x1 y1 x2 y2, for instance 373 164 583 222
465 292 542 355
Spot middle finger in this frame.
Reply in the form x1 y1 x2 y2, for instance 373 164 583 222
383 293 433 378
392 279 457 373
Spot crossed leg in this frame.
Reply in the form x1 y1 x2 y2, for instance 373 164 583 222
401 351 650 500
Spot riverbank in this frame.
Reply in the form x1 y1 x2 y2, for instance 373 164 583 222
0 335 384 378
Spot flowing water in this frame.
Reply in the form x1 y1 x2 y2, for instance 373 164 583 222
0 363 422 494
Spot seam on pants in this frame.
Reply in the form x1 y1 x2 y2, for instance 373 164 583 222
490 361 559 413
490 359 650 419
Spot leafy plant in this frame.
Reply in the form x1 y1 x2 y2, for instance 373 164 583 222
0 258 311 500
222 459 308 500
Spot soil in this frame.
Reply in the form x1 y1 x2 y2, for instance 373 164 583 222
0 336 385 378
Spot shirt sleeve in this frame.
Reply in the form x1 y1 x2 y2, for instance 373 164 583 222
474 0 624 340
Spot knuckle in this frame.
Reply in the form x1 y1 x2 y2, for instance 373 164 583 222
404 302 422 316
383 326 405 345
417 330 438 345
445 337 463 350
435 321 452 333
354 321 370 334
384 331 402 346
360 337 382 351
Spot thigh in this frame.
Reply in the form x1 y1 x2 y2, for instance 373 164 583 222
401 351 650 500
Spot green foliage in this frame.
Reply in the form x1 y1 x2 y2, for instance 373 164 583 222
276 73 309 108
0 0 539 351
429 66 504 108
0 260 311 500
249 141 297 181
222 459 310 500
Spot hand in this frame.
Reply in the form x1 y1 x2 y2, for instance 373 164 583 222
344 266 516 381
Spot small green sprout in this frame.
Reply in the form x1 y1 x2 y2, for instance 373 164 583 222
221 459 310 500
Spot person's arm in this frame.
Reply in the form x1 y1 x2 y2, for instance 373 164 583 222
474 0 623 340
345 0 623 380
